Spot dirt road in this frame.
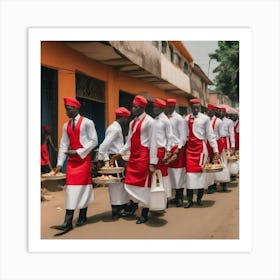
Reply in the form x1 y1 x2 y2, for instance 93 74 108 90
41 179 239 239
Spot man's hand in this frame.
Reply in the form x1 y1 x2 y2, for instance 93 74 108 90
213 152 221 162
64 150 78 157
149 164 156 174
97 160 104 170
110 154 121 166
54 165 62 175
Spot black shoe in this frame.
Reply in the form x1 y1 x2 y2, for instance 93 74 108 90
197 199 203 206
136 216 148 224
207 186 214 194
169 198 178 204
222 184 228 192
51 222 73 231
184 201 193 208
76 218 87 227
126 202 138 216
176 198 183 207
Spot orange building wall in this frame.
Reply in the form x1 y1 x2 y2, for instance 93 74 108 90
41 41 188 140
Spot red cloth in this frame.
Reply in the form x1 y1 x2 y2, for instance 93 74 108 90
41 144 50 165
124 115 151 187
189 98 200 104
155 147 168 176
166 99 176 106
154 98 166 108
207 104 216 110
234 120 239 150
222 136 230 150
133 95 147 108
186 116 204 173
115 107 131 117
66 117 92 185
64 97 81 108
206 117 221 160
43 125 50 133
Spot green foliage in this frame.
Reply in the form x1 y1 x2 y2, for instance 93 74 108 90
209 41 239 102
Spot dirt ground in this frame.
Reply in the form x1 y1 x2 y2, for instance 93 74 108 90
41 179 239 240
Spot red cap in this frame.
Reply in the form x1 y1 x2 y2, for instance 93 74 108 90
219 106 227 112
207 104 216 110
153 98 166 108
115 107 131 117
166 98 177 106
189 98 201 104
43 125 50 132
133 95 147 108
64 97 81 108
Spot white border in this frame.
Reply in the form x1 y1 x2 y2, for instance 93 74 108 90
28 27 252 253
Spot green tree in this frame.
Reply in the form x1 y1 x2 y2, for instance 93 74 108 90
209 41 239 103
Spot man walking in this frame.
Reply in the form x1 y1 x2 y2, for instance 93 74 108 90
111 95 154 224
149 98 179 206
205 104 224 194
184 99 220 208
164 98 187 207
53 97 98 235
218 106 235 191
98 107 131 219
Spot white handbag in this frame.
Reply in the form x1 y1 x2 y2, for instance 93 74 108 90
149 170 167 211
214 157 230 183
228 160 239 175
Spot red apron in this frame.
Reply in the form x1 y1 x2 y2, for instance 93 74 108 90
66 117 92 186
234 120 239 150
41 144 50 165
186 116 204 173
124 115 151 187
222 136 230 150
155 147 168 177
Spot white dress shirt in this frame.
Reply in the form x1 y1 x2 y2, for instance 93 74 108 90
185 112 218 153
167 110 187 148
220 117 235 148
57 114 98 166
150 112 179 165
119 112 154 155
98 121 124 161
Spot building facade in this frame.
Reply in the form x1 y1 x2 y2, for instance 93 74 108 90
41 41 194 147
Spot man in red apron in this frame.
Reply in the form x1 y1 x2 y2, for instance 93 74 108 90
184 99 220 208
205 104 224 194
149 98 179 207
165 98 187 207
111 95 154 224
52 97 98 235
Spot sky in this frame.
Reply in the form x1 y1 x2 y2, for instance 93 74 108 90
184 41 220 83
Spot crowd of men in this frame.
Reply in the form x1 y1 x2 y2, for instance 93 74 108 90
49 95 239 236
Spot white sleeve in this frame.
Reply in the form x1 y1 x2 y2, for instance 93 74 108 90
57 123 69 167
149 122 158 165
205 118 218 153
179 117 187 147
165 119 180 151
98 128 119 161
228 120 235 148
76 119 98 159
